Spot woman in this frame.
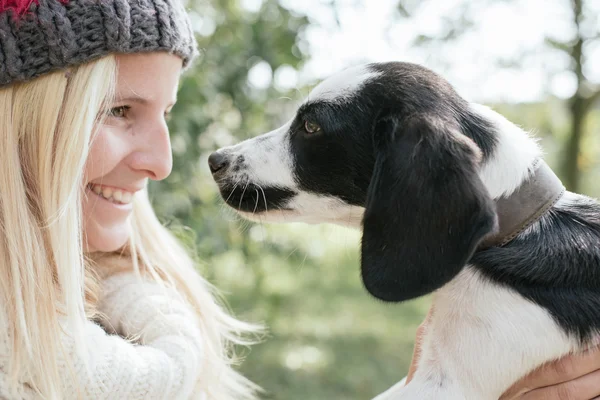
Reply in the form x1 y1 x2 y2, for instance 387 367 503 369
0 1 259 399
2 1 597 400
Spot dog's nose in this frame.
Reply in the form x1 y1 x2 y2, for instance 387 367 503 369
208 151 229 174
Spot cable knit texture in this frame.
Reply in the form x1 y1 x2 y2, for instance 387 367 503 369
0 0 198 86
0 272 206 399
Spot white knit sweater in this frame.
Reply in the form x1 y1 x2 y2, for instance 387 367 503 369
0 273 206 399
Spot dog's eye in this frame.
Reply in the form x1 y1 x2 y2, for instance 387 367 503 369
304 121 321 134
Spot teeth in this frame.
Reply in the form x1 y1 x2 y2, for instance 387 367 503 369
121 192 132 203
112 190 122 202
88 184 134 205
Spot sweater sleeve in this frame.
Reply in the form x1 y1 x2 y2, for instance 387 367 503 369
0 273 205 400
59 272 205 400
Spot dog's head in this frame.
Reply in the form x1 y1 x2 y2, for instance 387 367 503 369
209 61 498 302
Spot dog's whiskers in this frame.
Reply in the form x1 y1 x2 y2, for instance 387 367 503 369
252 184 270 245
239 179 250 210
224 177 241 205
255 183 269 214
252 189 260 215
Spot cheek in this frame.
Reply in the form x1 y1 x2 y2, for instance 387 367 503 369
263 139 295 182
82 183 132 252
84 126 128 182
292 139 348 183
291 139 374 206
82 126 131 252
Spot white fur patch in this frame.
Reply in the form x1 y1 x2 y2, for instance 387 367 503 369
307 64 381 102
239 192 364 228
373 268 578 400
472 104 542 199
224 120 296 188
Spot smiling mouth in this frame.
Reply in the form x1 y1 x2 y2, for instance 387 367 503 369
87 183 134 205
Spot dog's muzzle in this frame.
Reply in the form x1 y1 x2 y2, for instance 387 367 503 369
207 150 298 214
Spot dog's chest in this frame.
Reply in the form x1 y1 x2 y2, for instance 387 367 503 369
425 268 580 395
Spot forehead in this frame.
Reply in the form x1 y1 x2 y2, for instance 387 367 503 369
115 53 182 104
307 64 380 102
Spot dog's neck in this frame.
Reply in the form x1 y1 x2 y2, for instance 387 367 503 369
473 104 565 248
472 104 543 200
479 159 565 248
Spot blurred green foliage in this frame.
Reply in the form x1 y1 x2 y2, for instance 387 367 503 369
147 1 600 399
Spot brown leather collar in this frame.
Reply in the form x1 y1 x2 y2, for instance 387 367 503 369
478 159 566 250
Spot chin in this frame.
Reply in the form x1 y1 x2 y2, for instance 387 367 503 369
85 228 131 253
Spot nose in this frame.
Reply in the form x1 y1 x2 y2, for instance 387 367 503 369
208 151 230 174
130 123 173 181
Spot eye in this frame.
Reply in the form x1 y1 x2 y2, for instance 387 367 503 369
108 105 130 118
304 120 321 134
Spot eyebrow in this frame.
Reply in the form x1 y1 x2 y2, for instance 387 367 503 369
114 94 177 107
115 94 149 104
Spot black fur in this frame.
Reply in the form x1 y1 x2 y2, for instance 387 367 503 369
367 62 498 160
360 114 496 301
217 180 296 213
288 99 377 206
290 62 498 205
472 197 600 343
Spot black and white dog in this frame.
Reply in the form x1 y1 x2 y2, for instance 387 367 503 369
208 61 600 399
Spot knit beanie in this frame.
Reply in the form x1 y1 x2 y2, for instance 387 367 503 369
0 0 198 86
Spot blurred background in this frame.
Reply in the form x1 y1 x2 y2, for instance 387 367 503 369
148 0 600 398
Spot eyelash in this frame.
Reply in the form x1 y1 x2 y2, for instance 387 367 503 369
105 106 172 122
108 105 130 118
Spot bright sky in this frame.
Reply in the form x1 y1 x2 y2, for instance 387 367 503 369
240 0 600 104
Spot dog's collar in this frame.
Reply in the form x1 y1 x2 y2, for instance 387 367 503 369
478 159 566 250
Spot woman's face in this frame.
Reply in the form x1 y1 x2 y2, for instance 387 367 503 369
82 52 182 253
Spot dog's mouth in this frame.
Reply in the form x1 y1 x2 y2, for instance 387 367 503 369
216 180 297 214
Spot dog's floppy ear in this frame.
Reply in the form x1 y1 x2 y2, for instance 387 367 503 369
361 114 497 302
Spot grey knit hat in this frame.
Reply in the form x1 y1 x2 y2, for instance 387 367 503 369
0 0 199 87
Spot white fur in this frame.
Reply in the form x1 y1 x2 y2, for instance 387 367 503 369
221 120 296 189
308 64 381 102
473 104 542 199
239 193 364 227
372 268 578 400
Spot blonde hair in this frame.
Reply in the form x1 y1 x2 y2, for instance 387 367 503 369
0 55 261 399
